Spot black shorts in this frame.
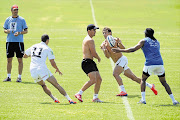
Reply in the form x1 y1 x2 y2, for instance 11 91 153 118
6 42 24 58
81 58 99 75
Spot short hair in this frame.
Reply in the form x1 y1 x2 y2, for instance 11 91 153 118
102 27 112 33
41 34 49 42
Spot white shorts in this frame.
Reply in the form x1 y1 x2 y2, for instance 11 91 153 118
115 56 129 71
143 65 165 76
30 68 53 83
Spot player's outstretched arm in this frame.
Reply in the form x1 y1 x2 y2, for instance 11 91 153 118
112 39 145 53
50 59 63 75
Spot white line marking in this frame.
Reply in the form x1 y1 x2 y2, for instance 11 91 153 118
90 0 100 31
90 0 134 119
110 59 135 120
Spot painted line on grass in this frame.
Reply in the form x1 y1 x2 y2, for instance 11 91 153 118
90 0 134 120
110 59 135 120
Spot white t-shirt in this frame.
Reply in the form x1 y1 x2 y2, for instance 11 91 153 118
25 42 55 70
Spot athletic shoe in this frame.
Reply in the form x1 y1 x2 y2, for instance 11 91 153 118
116 91 128 96
69 100 77 104
16 78 22 83
173 101 179 105
75 94 83 102
151 84 158 95
3 77 11 82
137 100 146 104
54 99 60 103
92 98 103 103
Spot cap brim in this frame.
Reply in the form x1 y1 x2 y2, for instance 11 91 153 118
94 27 99 29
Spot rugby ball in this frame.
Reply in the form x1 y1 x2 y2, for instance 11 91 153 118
107 35 116 47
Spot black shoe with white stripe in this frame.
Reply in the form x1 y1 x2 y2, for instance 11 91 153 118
3 77 11 82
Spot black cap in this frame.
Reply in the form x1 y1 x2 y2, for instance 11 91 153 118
144 28 156 40
87 24 99 31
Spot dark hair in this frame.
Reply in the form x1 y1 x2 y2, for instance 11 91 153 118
145 28 156 40
41 34 49 42
103 27 112 33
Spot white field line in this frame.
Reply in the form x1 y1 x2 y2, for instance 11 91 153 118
90 0 100 31
90 0 134 120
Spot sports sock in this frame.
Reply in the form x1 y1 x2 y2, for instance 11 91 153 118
77 90 84 95
146 82 152 88
141 92 146 101
7 74 11 78
18 74 21 78
169 94 176 103
50 94 56 100
120 85 126 92
93 94 98 99
65 94 71 101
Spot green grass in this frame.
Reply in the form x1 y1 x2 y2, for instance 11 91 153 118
0 0 180 120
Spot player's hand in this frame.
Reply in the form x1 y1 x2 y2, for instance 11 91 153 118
55 69 63 75
14 32 19 36
7 29 10 34
98 57 101 63
111 48 122 53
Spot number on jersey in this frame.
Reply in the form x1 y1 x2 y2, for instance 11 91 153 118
32 47 43 58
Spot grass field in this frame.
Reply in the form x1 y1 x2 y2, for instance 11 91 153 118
0 0 180 120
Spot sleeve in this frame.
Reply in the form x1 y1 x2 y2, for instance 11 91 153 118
47 48 55 60
22 19 28 30
25 47 31 56
3 18 8 29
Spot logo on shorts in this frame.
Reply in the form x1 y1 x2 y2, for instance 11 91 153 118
50 51 54 55
42 75 48 79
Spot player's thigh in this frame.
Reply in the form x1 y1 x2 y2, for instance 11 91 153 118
113 65 124 75
16 42 24 58
37 80 46 86
124 68 137 79
88 71 101 82
47 75 59 86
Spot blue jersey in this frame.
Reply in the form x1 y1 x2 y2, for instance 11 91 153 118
3 16 28 42
141 37 163 66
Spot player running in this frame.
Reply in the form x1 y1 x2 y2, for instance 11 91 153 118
100 27 158 96
112 28 179 105
23 34 76 104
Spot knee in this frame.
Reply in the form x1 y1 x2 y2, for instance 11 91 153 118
7 60 12 64
41 84 46 88
97 77 102 83
89 78 96 84
161 80 167 86
113 72 119 78
18 60 23 64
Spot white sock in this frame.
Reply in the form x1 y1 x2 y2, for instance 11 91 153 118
169 94 176 103
50 94 56 100
77 90 84 95
65 94 71 101
146 82 152 88
141 92 146 101
18 74 21 78
120 85 126 92
93 94 98 99
7 74 11 78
